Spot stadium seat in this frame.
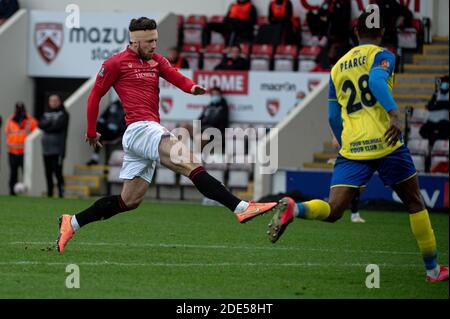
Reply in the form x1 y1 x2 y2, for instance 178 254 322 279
300 21 313 46
411 155 426 172
179 175 193 186
228 170 250 189
398 28 418 49
208 15 225 44
431 156 449 173
431 139 449 156
250 44 274 71
298 60 317 72
202 44 225 70
108 150 124 166
228 155 253 189
274 45 298 72
107 166 122 183
254 15 269 36
239 43 252 58
183 15 207 45
408 123 423 140
409 108 429 124
298 46 321 72
155 166 177 186
181 44 201 69
408 138 430 156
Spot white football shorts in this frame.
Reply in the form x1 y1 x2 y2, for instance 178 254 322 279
119 121 173 184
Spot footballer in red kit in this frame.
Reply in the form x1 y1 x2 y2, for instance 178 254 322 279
57 17 279 253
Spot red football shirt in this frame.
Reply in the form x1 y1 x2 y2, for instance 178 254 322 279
86 47 195 137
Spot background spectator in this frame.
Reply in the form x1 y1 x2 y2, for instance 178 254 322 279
86 100 126 165
0 0 19 26
181 87 229 150
4 102 37 195
307 0 351 46
38 94 69 198
202 0 257 47
166 47 189 69
268 0 298 44
214 45 249 70
375 0 413 47
419 76 449 148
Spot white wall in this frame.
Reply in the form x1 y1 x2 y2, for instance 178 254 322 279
435 0 449 37
0 9 34 195
254 80 330 200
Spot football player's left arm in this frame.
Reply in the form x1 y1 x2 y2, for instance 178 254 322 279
328 76 343 146
159 56 206 95
369 51 401 146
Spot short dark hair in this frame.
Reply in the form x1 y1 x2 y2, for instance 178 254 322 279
129 17 157 32
356 11 384 40
210 86 222 94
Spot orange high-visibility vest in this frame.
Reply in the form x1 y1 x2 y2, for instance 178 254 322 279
228 1 253 21
271 0 288 19
271 0 299 28
4 114 37 155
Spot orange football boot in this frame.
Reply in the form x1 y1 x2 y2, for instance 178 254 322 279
57 214 75 253
235 201 277 224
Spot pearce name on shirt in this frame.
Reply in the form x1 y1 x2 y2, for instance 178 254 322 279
340 54 367 72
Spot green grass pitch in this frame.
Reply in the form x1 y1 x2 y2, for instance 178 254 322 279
0 196 448 298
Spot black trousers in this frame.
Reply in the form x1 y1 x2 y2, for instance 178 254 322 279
202 21 253 47
43 154 65 197
8 153 23 195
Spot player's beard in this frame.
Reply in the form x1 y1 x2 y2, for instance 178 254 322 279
138 46 153 61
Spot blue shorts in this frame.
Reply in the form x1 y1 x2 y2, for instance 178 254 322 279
331 145 417 188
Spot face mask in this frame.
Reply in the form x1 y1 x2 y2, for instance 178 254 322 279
211 96 221 104
440 82 449 93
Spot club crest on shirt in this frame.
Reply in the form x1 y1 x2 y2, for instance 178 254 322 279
34 22 64 64
380 59 390 69
148 59 159 68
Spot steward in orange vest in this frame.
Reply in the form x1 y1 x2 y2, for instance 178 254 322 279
202 0 257 47
268 0 299 44
4 102 37 195
5 102 37 155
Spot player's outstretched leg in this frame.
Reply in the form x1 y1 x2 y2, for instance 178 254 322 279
57 178 148 253
158 136 277 223
392 176 448 282
268 187 357 243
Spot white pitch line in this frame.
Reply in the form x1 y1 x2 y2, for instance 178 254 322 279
0 260 421 268
7 241 444 256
